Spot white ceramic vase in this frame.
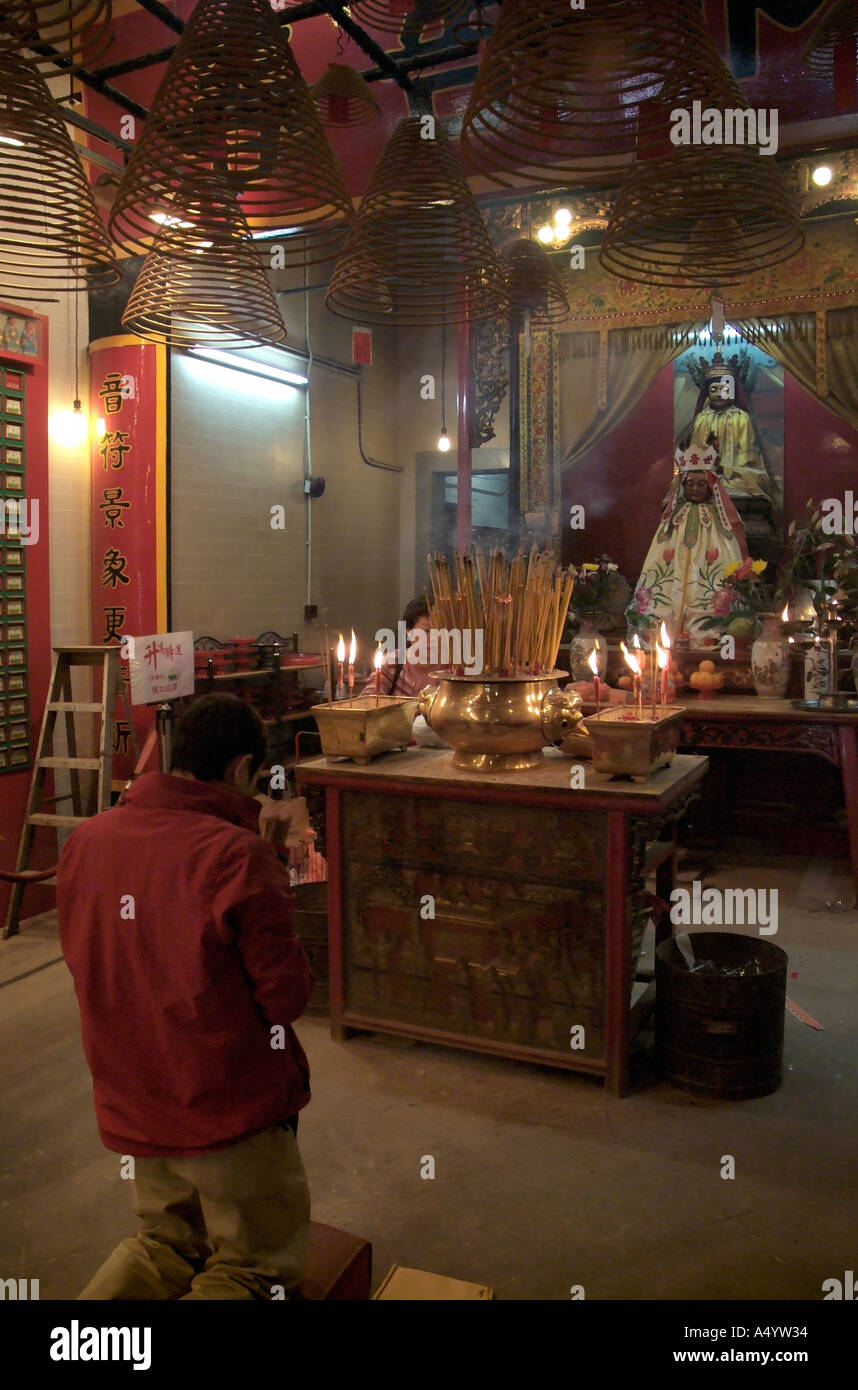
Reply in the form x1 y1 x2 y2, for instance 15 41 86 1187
568 620 607 681
751 613 790 697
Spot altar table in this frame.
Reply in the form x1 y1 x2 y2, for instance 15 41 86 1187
297 748 708 1096
676 696 858 896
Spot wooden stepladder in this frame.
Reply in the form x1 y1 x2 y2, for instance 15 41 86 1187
3 646 138 938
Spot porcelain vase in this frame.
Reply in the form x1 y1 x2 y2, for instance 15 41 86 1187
751 614 790 697
568 620 607 681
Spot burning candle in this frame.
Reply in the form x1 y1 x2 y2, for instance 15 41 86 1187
660 622 671 714
587 646 601 716
650 622 658 720
781 602 790 623
336 633 345 702
374 642 384 709
620 640 643 721
348 629 356 703
632 633 644 721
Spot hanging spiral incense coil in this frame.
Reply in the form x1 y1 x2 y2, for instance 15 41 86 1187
599 50 804 287
311 63 381 128
460 0 717 186
347 0 473 36
803 0 858 76
326 116 508 326
109 0 353 268
501 238 569 324
121 179 286 348
0 48 119 297
0 1 114 74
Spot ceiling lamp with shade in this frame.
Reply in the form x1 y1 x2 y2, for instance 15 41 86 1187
109 0 354 268
0 49 118 298
325 115 508 326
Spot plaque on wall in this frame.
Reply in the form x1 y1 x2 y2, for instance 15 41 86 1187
0 366 29 771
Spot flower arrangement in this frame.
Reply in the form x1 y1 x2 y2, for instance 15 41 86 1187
569 554 625 628
698 557 773 638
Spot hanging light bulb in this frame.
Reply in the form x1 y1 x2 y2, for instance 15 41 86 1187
49 265 89 447
536 224 554 244
49 399 88 447
437 320 450 451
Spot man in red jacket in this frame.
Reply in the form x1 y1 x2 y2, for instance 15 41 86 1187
58 693 313 1300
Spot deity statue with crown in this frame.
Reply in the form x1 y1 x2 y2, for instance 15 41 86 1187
679 348 776 508
626 444 751 644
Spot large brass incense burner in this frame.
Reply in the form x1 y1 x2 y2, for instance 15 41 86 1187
419 671 589 772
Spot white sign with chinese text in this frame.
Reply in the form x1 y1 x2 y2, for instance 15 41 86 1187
128 631 194 704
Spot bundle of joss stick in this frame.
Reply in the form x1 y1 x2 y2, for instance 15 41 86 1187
426 545 576 678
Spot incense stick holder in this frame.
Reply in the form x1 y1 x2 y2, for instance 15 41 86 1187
312 696 419 764
581 706 684 782
419 671 586 772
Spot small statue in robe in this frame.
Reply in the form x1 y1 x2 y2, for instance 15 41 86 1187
626 446 750 645
679 349 774 504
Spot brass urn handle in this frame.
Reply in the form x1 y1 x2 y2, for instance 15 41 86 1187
418 682 438 728
541 687 592 759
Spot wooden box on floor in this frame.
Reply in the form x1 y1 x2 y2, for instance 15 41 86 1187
373 1265 493 1300
300 1221 372 1300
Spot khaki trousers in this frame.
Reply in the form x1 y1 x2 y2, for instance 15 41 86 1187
78 1125 310 1301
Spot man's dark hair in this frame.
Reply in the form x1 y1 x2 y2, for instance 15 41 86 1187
170 693 268 784
403 597 430 628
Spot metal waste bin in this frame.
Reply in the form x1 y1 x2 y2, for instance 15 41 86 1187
655 932 788 1099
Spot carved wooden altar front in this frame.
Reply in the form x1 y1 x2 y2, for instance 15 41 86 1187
298 748 707 1096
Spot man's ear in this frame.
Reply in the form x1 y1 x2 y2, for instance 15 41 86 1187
223 753 252 789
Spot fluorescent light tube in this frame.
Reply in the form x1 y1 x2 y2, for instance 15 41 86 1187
187 346 309 386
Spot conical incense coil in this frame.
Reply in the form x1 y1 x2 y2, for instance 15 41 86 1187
0 48 118 297
460 0 718 186
347 0 473 37
311 63 381 128
803 0 858 76
501 238 569 324
326 116 508 326
0 1 113 74
109 0 353 267
121 180 286 348
599 50 803 287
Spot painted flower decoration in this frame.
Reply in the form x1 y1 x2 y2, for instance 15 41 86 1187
662 548 675 563
635 585 653 615
705 547 719 563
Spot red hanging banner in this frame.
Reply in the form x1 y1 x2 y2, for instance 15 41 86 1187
89 336 167 777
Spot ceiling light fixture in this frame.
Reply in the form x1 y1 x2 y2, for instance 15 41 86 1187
187 346 309 386
812 164 833 187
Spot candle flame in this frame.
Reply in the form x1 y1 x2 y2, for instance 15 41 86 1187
587 647 599 677
373 644 384 672
336 634 345 662
348 629 356 663
781 603 789 622
657 643 669 671
620 641 640 676
631 632 646 672
660 621 671 650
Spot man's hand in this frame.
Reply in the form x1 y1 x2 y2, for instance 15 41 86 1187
256 796 314 871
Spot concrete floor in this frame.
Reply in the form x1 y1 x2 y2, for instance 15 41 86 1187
2 847 857 1301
